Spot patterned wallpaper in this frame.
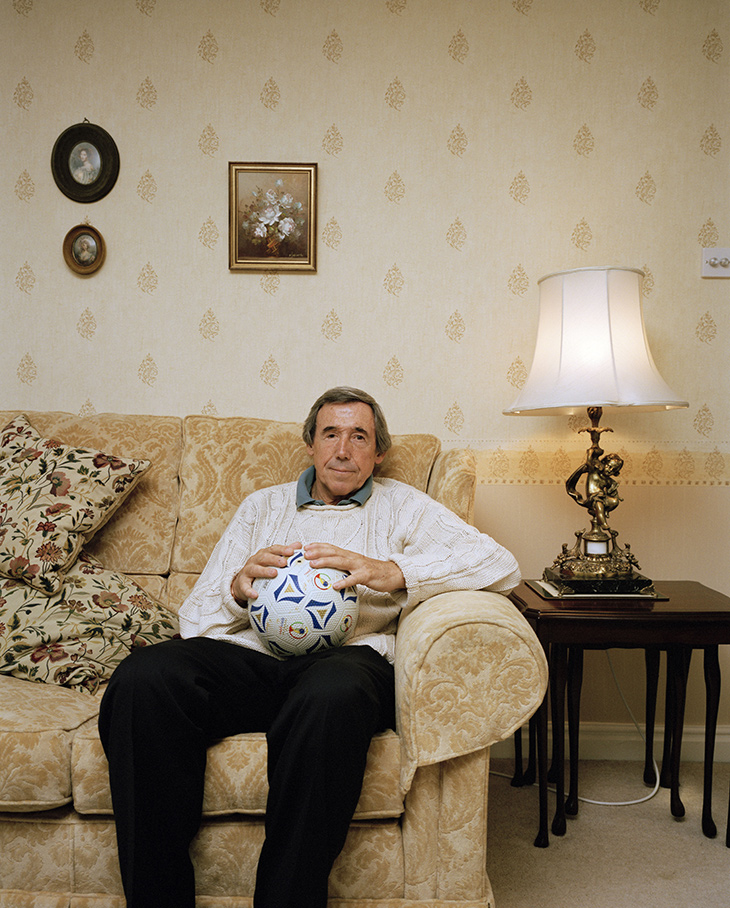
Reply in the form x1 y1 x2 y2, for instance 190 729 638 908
2 0 728 487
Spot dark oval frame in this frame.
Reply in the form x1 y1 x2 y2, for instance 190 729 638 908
51 122 120 203
63 224 106 275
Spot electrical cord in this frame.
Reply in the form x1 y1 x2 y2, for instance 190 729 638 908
492 650 661 807
580 651 660 805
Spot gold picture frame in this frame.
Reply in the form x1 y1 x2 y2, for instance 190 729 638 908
229 162 317 272
62 224 106 275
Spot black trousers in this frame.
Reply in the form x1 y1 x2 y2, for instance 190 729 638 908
98 637 395 908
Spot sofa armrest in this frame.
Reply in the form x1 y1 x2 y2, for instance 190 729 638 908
394 589 548 794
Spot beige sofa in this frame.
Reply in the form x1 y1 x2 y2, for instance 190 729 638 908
0 410 548 908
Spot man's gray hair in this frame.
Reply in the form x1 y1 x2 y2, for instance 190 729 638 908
302 387 392 455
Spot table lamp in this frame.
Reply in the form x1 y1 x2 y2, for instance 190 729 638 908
503 266 688 597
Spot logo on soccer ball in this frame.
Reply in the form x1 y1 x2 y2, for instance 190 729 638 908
250 550 359 657
288 621 307 640
313 572 333 591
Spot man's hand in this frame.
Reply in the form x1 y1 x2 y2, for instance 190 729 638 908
231 542 302 602
302 543 405 594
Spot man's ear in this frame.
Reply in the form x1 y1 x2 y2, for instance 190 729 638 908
375 450 385 465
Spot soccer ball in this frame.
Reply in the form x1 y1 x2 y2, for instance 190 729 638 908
249 550 359 657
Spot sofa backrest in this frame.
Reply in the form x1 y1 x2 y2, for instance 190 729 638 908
171 416 442 574
0 411 183 577
0 411 473 584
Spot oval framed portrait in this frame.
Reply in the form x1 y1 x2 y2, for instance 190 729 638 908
63 224 106 275
52 122 120 203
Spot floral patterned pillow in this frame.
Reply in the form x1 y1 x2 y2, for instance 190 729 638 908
0 414 150 595
0 551 179 694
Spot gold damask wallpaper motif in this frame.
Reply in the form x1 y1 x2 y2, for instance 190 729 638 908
1 0 728 487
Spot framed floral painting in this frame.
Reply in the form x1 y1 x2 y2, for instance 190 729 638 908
51 121 120 203
229 162 317 272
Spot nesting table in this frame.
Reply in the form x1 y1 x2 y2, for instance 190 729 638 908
508 580 730 848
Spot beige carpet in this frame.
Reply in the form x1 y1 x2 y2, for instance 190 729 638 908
487 758 730 908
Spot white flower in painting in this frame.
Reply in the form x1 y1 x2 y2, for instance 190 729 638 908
278 217 296 238
240 179 306 250
259 204 280 225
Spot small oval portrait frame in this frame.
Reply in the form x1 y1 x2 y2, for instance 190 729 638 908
63 224 106 275
52 122 120 203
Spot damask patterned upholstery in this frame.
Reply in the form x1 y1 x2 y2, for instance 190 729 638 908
0 411 183 577
0 411 548 908
172 416 442 573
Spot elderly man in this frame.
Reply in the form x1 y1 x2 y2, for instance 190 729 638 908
99 387 519 908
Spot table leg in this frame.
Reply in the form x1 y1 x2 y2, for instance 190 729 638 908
667 645 692 819
524 631 550 848
526 716 537 786
565 645 584 816
534 668 550 848
643 647 660 785
660 660 674 790
550 643 568 837
512 726 525 786
702 645 720 838
512 717 537 787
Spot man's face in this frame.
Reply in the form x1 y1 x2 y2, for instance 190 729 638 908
306 401 384 505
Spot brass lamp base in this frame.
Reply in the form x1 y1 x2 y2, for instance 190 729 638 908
544 527 657 597
545 405 657 598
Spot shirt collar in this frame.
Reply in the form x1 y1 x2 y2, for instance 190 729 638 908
296 465 374 508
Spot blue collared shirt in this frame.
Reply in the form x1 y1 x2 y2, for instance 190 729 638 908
296 466 374 508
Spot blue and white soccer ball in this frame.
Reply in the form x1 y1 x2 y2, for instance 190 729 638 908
249 550 359 657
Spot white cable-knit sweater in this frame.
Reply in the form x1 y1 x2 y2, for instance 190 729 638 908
179 477 520 663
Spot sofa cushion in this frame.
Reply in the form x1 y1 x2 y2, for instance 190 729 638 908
173 417 312 573
0 551 179 694
72 724 404 819
173 416 441 573
377 433 442 492
0 675 99 811
0 411 184 577
426 448 477 524
0 415 150 595
0 809 405 902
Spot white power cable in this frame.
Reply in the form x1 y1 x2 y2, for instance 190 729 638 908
579 651 660 806
492 649 662 807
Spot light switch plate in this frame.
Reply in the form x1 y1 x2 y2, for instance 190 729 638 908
701 248 730 278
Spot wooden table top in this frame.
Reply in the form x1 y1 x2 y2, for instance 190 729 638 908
509 580 730 645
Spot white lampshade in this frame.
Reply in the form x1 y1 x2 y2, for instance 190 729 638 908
503 266 688 416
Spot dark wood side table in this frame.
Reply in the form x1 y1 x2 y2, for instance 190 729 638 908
508 580 730 848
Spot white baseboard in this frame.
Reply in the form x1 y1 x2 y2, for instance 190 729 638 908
491 722 730 763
